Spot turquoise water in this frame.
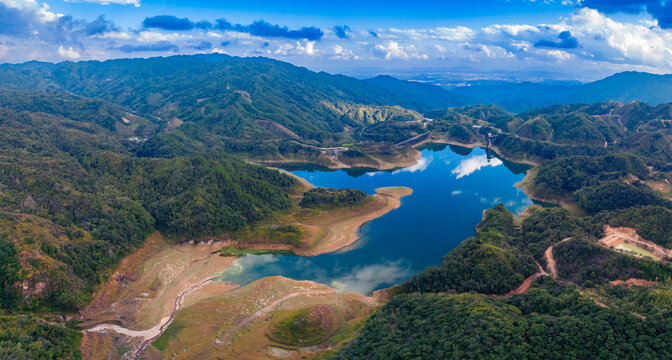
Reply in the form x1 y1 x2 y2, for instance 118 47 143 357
217 144 537 294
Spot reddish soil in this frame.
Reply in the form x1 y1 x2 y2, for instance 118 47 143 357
609 278 659 287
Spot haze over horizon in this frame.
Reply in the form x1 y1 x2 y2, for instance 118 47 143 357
1 0 672 81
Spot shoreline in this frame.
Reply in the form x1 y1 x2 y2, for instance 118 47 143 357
416 136 542 167
231 186 414 257
294 186 413 256
265 138 566 221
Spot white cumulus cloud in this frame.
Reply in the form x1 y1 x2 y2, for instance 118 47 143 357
58 45 80 60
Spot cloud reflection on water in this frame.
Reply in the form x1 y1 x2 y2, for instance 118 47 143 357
392 155 432 174
218 254 410 295
451 154 502 179
331 261 410 294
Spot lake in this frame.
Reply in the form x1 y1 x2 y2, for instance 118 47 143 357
216 144 537 294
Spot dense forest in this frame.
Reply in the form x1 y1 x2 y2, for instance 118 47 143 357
299 188 370 209
333 281 672 360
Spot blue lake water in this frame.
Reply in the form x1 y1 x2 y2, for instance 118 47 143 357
216 144 537 294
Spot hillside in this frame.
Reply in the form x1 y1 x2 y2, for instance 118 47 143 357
417 102 672 167
333 205 672 359
450 82 574 112
0 89 299 349
569 72 672 105
0 55 463 147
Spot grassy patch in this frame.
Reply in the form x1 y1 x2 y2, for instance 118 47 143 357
152 318 186 352
233 224 304 246
617 243 658 260
219 247 293 257
269 306 340 347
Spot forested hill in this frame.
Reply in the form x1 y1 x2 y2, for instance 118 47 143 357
0 87 299 359
0 54 466 145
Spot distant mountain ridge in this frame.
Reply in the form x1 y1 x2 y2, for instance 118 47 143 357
451 71 672 112
364 75 473 111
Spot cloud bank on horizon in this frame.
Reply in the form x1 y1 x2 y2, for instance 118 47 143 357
1 0 672 79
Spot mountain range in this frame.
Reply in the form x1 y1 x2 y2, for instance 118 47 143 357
451 71 672 112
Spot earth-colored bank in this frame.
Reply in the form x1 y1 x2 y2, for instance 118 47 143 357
413 136 570 212
78 234 237 359
147 276 380 359
294 186 413 256
234 186 413 257
248 142 421 172
514 168 586 214
416 133 542 166
250 150 421 172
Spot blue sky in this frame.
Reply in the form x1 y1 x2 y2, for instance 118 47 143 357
1 0 671 80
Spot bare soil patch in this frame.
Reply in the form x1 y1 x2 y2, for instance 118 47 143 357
599 225 672 260
292 187 412 256
609 278 659 287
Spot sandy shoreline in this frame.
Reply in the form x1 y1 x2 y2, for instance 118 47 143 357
294 186 413 256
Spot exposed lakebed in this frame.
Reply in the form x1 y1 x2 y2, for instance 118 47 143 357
216 144 539 294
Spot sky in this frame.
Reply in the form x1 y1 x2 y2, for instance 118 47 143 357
1 0 672 81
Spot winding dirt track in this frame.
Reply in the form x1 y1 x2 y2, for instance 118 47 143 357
503 238 573 297
544 237 572 278
505 261 547 297
544 246 558 278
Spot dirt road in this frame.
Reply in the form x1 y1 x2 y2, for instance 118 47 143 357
544 237 572 278
501 238 573 298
